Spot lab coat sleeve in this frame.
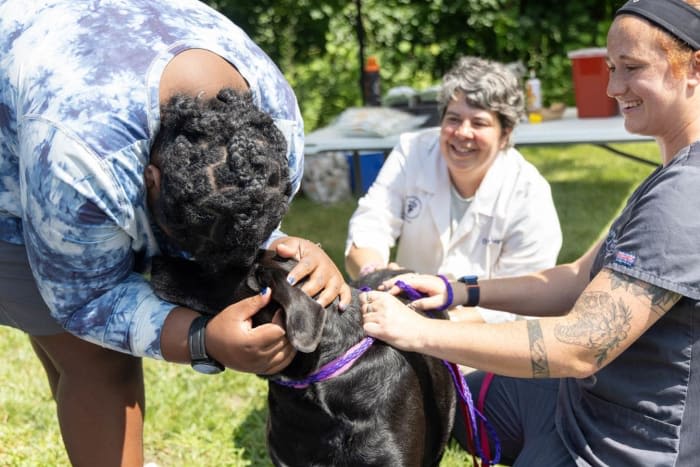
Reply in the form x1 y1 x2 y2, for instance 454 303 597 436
491 168 562 278
345 143 410 264
474 171 562 324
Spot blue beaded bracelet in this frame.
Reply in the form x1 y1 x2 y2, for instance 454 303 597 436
435 274 453 312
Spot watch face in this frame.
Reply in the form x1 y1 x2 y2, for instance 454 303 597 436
459 275 478 285
192 360 224 375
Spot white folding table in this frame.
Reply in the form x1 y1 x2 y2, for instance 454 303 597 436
304 108 656 194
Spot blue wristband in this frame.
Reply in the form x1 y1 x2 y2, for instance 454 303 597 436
458 275 480 307
435 274 453 312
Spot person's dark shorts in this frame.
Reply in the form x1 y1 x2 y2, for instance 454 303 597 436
0 241 64 335
453 371 577 466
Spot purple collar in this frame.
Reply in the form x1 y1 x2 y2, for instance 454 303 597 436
271 336 375 389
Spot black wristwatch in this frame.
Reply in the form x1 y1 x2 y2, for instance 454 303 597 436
188 315 224 375
458 275 480 307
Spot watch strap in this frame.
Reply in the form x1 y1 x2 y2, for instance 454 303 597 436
458 275 480 307
188 315 224 373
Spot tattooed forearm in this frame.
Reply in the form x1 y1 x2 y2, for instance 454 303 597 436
553 270 681 371
644 283 681 317
527 320 550 378
554 291 631 367
608 270 681 316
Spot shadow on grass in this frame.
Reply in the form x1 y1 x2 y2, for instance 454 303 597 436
232 403 274 467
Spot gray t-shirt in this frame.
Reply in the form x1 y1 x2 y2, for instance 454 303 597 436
557 142 700 466
449 183 473 239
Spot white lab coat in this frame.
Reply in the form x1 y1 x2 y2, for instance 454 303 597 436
346 128 562 322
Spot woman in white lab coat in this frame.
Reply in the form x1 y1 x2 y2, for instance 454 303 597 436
345 56 562 323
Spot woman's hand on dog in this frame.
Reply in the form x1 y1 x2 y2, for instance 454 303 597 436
379 273 451 311
207 288 297 374
360 291 429 351
272 236 352 310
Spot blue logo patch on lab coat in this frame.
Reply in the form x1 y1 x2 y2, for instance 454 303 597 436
405 195 422 220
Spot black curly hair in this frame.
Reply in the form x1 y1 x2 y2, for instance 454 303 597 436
151 88 292 273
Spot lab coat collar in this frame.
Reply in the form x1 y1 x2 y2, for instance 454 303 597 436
418 144 515 218
442 148 516 249
470 148 516 217
412 134 516 251
413 129 443 195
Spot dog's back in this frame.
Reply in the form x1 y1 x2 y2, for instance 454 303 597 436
151 251 456 467
265 295 455 466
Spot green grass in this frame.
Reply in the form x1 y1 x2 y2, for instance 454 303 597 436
521 143 657 263
0 142 657 466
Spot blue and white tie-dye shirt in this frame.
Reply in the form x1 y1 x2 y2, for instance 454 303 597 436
0 0 304 358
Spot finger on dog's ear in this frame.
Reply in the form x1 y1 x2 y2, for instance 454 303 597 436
270 308 285 328
337 283 353 311
285 258 315 288
227 287 272 319
272 239 301 261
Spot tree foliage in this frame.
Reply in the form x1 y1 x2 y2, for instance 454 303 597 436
206 0 620 130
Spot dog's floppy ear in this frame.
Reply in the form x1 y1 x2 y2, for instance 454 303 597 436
249 268 326 353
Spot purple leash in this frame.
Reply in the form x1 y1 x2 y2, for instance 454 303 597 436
394 279 501 466
271 287 378 389
271 336 375 389
270 287 382 389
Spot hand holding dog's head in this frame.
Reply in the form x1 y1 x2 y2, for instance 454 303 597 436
151 250 326 354
245 252 326 353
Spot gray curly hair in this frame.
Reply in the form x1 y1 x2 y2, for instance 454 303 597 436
438 56 525 147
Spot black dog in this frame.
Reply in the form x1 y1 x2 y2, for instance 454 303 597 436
151 249 456 467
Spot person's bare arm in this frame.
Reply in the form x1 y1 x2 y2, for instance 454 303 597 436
477 239 603 317
363 266 681 378
159 290 295 375
390 239 604 317
521 268 681 377
345 243 386 280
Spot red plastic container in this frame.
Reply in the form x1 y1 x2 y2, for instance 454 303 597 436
567 48 618 118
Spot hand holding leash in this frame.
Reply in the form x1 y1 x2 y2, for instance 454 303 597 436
360 290 429 351
378 273 452 312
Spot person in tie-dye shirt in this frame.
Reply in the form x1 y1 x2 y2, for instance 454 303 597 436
0 0 351 464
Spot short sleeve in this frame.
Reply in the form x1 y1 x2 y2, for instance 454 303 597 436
602 155 700 300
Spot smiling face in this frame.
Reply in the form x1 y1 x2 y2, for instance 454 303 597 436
606 15 699 157
438 93 509 194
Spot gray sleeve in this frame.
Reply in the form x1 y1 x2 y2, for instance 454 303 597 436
602 160 700 300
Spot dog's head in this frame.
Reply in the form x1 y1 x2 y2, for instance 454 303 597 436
150 249 326 353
